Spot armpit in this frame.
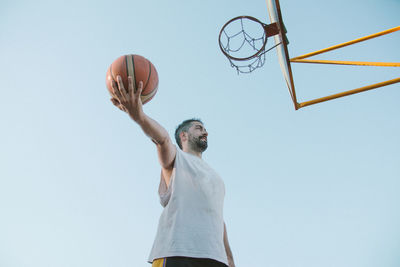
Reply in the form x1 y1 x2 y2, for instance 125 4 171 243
158 169 173 207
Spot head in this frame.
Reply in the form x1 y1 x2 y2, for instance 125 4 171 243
175 119 208 153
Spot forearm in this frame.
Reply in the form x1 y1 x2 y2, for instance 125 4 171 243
136 113 176 170
135 113 169 145
111 77 175 169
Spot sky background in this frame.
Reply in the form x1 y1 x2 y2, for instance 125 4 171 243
1 0 399 267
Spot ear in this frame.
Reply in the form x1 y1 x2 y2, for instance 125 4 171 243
180 131 187 142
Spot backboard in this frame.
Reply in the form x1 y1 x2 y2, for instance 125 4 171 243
219 0 400 109
266 0 299 109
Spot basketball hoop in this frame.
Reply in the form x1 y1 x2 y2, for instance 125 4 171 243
218 16 281 73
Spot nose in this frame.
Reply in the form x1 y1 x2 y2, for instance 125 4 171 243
203 130 208 136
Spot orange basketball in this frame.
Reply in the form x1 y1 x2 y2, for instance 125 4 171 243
106 54 159 104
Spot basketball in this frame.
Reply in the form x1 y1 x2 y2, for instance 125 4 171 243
106 54 159 104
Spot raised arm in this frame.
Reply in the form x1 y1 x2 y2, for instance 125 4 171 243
111 76 176 184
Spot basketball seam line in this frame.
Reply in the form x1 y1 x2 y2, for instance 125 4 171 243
125 55 129 89
131 55 137 93
142 86 158 104
142 59 151 94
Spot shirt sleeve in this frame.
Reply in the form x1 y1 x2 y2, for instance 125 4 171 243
158 146 179 207
158 171 172 207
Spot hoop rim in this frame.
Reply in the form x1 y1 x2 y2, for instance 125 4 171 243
218 15 268 62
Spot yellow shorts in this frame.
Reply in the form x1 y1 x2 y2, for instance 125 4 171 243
152 257 166 267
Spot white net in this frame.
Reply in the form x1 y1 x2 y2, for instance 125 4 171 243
219 16 280 74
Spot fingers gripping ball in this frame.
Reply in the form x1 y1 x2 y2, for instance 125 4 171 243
106 54 159 104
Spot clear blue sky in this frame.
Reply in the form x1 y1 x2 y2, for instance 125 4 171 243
1 0 399 267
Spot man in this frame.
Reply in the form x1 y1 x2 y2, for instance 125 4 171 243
110 76 235 267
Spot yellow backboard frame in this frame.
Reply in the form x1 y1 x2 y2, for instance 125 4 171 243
266 0 400 110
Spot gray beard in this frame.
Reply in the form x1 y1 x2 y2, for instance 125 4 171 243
189 136 208 152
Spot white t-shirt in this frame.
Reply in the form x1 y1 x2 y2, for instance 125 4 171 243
148 147 228 265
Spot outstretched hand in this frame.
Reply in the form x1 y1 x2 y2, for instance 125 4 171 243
110 75 144 123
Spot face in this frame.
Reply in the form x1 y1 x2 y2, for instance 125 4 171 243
186 121 208 152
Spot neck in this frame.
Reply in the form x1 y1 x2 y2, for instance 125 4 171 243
182 147 203 158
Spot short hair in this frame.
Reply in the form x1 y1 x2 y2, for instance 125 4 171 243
174 118 203 149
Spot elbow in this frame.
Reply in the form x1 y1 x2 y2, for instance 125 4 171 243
157 138 176 169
